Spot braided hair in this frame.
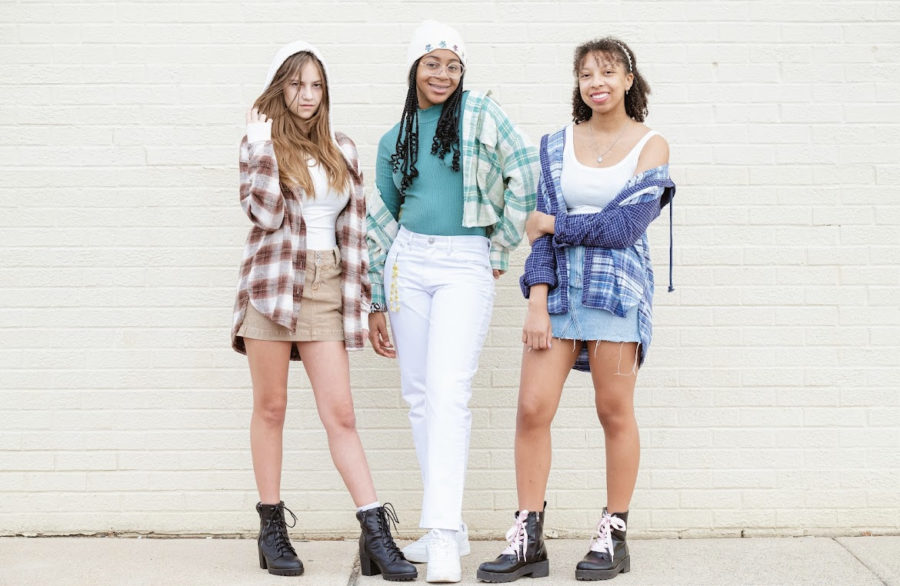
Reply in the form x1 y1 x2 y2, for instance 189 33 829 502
572 37 650 123
390 58 465 199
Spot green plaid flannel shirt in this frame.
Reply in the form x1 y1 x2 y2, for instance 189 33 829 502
366 91 539 309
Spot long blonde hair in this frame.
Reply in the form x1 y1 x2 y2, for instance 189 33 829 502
253 52 349 196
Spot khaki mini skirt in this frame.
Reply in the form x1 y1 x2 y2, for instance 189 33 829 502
238 248 344 343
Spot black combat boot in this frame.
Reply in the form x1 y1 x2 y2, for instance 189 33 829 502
356 503 417 581
256 501 304 576
477 504 549 583
575 509 629 581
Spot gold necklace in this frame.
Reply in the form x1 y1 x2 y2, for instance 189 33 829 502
589 118 631 164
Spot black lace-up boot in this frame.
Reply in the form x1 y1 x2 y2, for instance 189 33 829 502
256 501 304 576
575 509 629 581
356 503 417 581
477 504 549 583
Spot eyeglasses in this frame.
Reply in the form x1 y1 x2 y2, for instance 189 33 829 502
421 60 464 79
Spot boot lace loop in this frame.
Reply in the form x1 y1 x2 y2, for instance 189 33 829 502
501 510 530 561
378 502 406 563
264 504 298 558
589 511 626 561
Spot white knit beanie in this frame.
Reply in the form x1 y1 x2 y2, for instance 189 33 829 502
406 20 467 75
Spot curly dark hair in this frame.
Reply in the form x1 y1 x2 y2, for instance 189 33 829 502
390 58 465 199
572 37 650 123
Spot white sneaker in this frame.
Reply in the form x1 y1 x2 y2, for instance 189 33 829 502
402 523 470 563
426 531 461 583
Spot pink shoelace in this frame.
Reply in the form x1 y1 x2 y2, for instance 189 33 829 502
501 510 530 561
589 511 627 561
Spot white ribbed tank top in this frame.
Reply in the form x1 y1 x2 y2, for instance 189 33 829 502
561 124 658 215
301 161 350 249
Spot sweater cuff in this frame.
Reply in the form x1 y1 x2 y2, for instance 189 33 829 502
246 121 272 144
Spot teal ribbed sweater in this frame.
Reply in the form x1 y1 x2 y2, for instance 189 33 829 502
375 92 485 237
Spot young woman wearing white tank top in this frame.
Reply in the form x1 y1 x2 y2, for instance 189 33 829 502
478 37 674 584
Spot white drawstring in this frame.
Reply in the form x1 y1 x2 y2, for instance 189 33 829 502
589 511 627 561
501 510 530 560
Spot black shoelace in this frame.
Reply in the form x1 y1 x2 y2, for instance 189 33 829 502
265 505 298 558
377 503 406 562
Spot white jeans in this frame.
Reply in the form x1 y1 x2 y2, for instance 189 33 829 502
385 227 495 530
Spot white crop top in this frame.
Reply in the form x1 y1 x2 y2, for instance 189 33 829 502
302 161 350 249
561 124 658 215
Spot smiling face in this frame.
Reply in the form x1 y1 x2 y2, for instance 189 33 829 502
282 59 324 120
415 49 463 109
578 51 634 117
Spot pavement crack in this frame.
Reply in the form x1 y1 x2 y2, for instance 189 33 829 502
832 538 889 586
346 550 360 586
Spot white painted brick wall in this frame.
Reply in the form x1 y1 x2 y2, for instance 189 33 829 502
1 0 898 539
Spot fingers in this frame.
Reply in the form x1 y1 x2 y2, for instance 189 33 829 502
247 107 269 124
374 330 396 358
523 329 551 351
377 323 393 350
367 313 396 358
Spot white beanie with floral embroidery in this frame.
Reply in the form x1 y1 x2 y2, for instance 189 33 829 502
406 20 467 75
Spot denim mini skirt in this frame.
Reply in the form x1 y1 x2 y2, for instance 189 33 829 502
550 246 641 342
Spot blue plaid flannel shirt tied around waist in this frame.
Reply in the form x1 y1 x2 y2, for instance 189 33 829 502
519 129 675 369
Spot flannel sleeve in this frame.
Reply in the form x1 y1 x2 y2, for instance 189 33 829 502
552 186 663 249
239 136 285 231
365 187 399 311
519 174 558 298
484 98 538 271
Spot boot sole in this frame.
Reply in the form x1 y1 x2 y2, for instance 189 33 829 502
359 554 418 581
259 548 304 576
477 560 550 583
575 556 630 581
266 568 305 576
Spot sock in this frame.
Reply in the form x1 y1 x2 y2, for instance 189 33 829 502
357 501 381 512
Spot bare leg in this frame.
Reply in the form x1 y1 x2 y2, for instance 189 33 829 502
298 340 377 507
246 338 293 504
515 341 580 511
587 341 640 513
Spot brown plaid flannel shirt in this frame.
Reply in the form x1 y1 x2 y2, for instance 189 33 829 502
231 132 371 360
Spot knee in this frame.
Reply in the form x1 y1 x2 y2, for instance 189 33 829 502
255 393 287 427
596 403 635 435
517 398 553 432
324 403 357 435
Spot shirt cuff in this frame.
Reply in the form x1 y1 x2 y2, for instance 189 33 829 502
246 121 272 144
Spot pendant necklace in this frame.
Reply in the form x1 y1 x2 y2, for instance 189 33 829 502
590 118 631 164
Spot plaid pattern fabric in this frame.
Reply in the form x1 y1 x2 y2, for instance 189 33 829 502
520 127 676 371
231 132 370 360
367 91 538 309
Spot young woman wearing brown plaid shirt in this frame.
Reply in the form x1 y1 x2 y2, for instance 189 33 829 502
232 41 415 581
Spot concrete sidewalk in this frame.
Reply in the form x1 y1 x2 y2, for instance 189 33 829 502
1 536 898 585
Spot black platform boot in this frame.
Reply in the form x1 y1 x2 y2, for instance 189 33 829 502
575 509 629 581
356 503 417 581
256 501 304 576
477 504 549 583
